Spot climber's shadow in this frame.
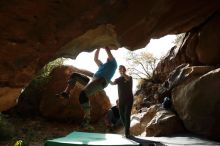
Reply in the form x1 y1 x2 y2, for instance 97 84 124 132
128 135 165 146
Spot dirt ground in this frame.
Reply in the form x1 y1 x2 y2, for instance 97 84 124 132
0 115 120 146
2 115 219 146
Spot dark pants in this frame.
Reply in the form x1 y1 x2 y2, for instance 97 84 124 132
119 98 133 136
68 73 108 104
107 109 121 127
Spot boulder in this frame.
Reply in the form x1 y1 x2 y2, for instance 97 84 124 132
130 104 184 136
145 109 184 136
39 66 111 122
173 67 220 140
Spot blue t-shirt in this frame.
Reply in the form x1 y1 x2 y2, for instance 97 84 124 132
94 58 117 81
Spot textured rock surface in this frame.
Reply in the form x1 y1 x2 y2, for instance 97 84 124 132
1 0 220 139
155 12 220 82
0 87 21 112
130 105 159 136
0 1 219 108
39 65 111 121
130 105 184 136
14 65 111 121
172 67 220 140
195 13 220 64
145 109 184 137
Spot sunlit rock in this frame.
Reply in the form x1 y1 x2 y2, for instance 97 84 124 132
39 65 111 121
145 109 184 136
155 14 220 81
130 104 184 136
130 105 159 136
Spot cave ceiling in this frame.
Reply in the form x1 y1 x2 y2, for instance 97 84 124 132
0 0 219 88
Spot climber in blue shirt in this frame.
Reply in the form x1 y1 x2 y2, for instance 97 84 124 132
57 47 117 128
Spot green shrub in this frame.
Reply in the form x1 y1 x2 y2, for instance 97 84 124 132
21 58 64 96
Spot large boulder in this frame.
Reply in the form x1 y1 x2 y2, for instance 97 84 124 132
130 105 159 136
145 109 184 136
39 66 111 122
130 105 184 136
14 65 111 121
172 67 220 140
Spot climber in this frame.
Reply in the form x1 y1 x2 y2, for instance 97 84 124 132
111 65 134 138
56 47 117 128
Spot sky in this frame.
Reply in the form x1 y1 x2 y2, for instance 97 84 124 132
64 35 176 105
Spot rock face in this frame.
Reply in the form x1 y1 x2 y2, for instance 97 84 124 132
130 105 184 136
1 0 220 140
145 109 184 137
39 66 111 121
155 11 220 82
195 13 220 65
15 65 111 121
151 10 220 139
0 87 21 112
172 67 220 140
0 1 219 111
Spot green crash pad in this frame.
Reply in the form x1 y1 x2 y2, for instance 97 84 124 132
45 131 139 146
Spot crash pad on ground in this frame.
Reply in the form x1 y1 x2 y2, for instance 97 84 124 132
45 131 139 146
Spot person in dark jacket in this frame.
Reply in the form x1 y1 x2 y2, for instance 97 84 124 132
111 65 133 138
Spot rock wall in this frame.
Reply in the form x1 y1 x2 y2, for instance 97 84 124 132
155 11 220 81
0 1 219 110
16 65 111 121
153 11 220 140
172 67 220 140
1 0 220 140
